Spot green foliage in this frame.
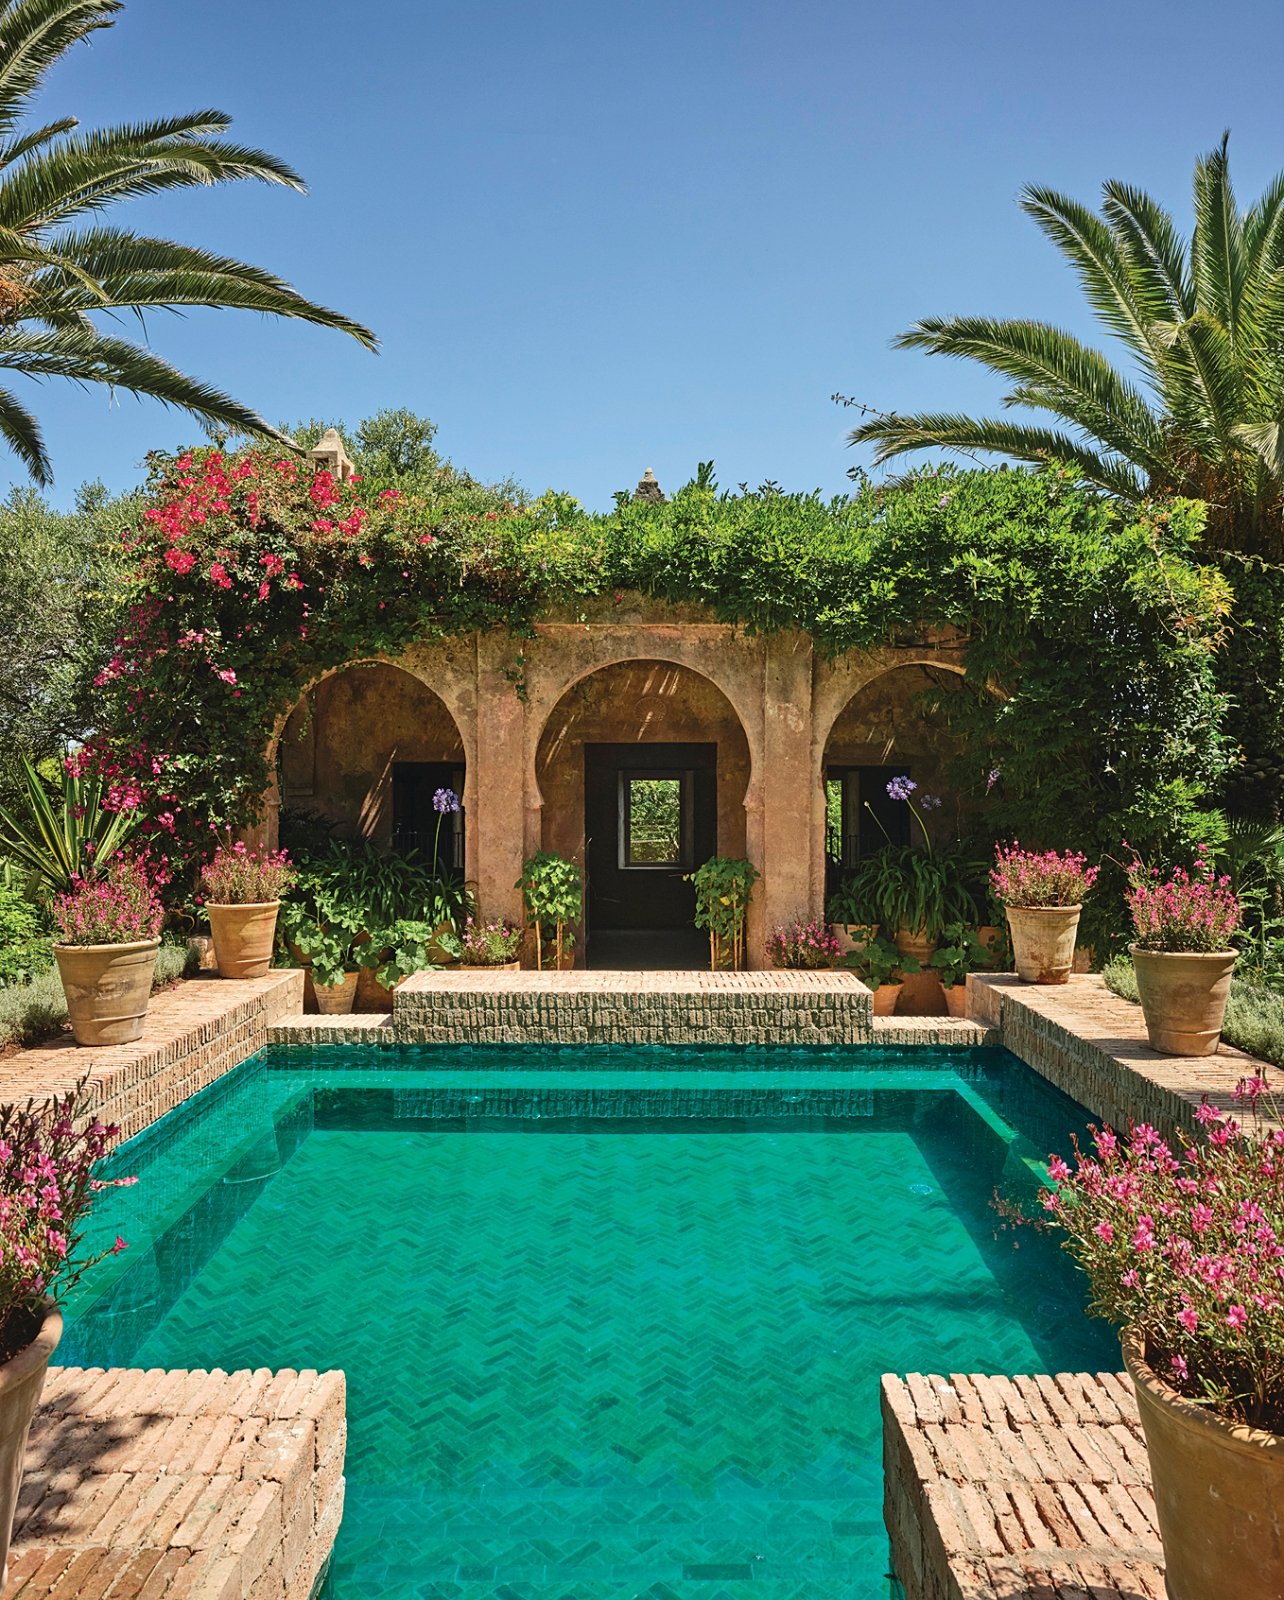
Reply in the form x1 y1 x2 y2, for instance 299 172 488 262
846 935 919 990
686 856 759 969
516 852 582 966
0 879 48 986
841 845 980 943
928 923 994 988
0 756 141 895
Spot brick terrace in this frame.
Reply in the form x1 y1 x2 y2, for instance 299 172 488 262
883 1370 1165 1600
8 1366 345 1600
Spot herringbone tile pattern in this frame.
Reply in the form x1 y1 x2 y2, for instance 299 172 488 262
65 1068 1116 1600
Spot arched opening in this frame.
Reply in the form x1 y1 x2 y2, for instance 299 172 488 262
821 664 968 890
536 659 752 968
277 662 466 869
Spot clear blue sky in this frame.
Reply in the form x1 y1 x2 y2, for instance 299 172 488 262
24 0 1284 509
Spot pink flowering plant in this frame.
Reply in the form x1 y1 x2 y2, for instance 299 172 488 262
989 843 1098 908
52 857 163 946
0 1080 133 1364
766 918 843 969
200 838 295 905
437 917 523 967
1042 1081 1284 1430
1126 847 1240 952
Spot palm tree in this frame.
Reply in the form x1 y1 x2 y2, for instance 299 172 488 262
0 0 376 485
849 135 1284 558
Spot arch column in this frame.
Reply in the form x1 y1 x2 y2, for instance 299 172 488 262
472 633 528 924
755 632 817 955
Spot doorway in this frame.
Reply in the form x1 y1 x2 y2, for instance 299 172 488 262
584 743 716 968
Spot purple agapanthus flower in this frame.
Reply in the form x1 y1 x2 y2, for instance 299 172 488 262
886 775 917 802
986 767 1001 794
921 793 942 811
433 787 461 814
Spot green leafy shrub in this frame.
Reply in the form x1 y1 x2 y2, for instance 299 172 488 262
516 852 582 969
687 856 758 970
0 880 48 986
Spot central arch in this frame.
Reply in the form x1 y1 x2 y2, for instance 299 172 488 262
535 659 753 968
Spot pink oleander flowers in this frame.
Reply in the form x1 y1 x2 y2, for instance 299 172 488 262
766 918 843 970
1127 847 1241 953
52 857 163 946
200 838 294 905
1043 1079 1284 1431
989 843 1098 908
0 1080 132 1363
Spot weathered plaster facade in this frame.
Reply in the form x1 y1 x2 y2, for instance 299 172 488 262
263 598 969 967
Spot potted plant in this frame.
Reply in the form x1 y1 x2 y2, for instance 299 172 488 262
843 778 978 960
1042 1081 1283 1600
0 1080 128 1587
200 839 294 980
279 888 366 1013
846 936 920 1016
928 922 992 1016
825 879 879 955
1126 848 1240 1055
686 856 759 970
437 917 524 970
354 918 437 1001
51 857 163 1046
517 851 583 970
989 843 1097 984
766 918 843 969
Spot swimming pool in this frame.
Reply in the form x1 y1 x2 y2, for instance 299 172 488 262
64 1045 1117 1600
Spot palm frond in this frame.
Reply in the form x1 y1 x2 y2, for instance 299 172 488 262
1100 181 1194 324
0 0 119 139
1191 132 1245 339
0 379 48 479
846 410 1146 499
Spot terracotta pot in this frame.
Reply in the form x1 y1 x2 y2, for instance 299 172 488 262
894 925 937 963
943 983 969 1018
0 1302 62 1588
1004 905 1081 984
355 965 399 1011
312 971 360 1014
53 939 159 1046
1129 946 1237 1057
205 901 280 979
1123 1331 1284 1600
870 982 902 1016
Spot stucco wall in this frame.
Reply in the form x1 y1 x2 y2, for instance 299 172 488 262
279 662 464 846
536 660 751 864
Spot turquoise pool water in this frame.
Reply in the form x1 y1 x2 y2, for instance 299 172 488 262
63 1045 1117 1600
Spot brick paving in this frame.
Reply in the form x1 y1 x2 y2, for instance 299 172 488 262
7 1365 345 1600
882 1370 1165 1600
394 967 874 1044
970 973 1278 1138
0 973 303 1141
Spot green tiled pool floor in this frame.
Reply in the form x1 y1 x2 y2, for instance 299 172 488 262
64 1048 1117 1599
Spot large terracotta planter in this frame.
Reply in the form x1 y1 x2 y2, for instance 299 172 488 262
870 982 902 1016
1004 905 1081 984
1130 946 1237 1056
206 901 279 979
53 938 159 1046
894 925 937 963
0 1302 62 1587
312 971 360 1014
1123 1331 1284 1600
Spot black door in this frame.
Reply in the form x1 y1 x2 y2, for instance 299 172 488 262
391 761 465 871
824 764 911 896
584 744 717 937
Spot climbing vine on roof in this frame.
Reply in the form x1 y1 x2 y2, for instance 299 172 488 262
90 444 1233 902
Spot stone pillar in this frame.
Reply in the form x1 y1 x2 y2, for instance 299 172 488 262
471 634 527 924
756 632 816 962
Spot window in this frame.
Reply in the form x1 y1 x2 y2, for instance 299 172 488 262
619 770 693 869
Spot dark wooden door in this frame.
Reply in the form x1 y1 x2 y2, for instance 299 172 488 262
584 744 717 932
391 761 465 870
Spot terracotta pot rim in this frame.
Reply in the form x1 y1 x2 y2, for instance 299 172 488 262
52 937 160 956
1123 1329 1282 1454
1128 944 1239 961
204 900 281 912
1004 904 1083 914
0 1301 62 1393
